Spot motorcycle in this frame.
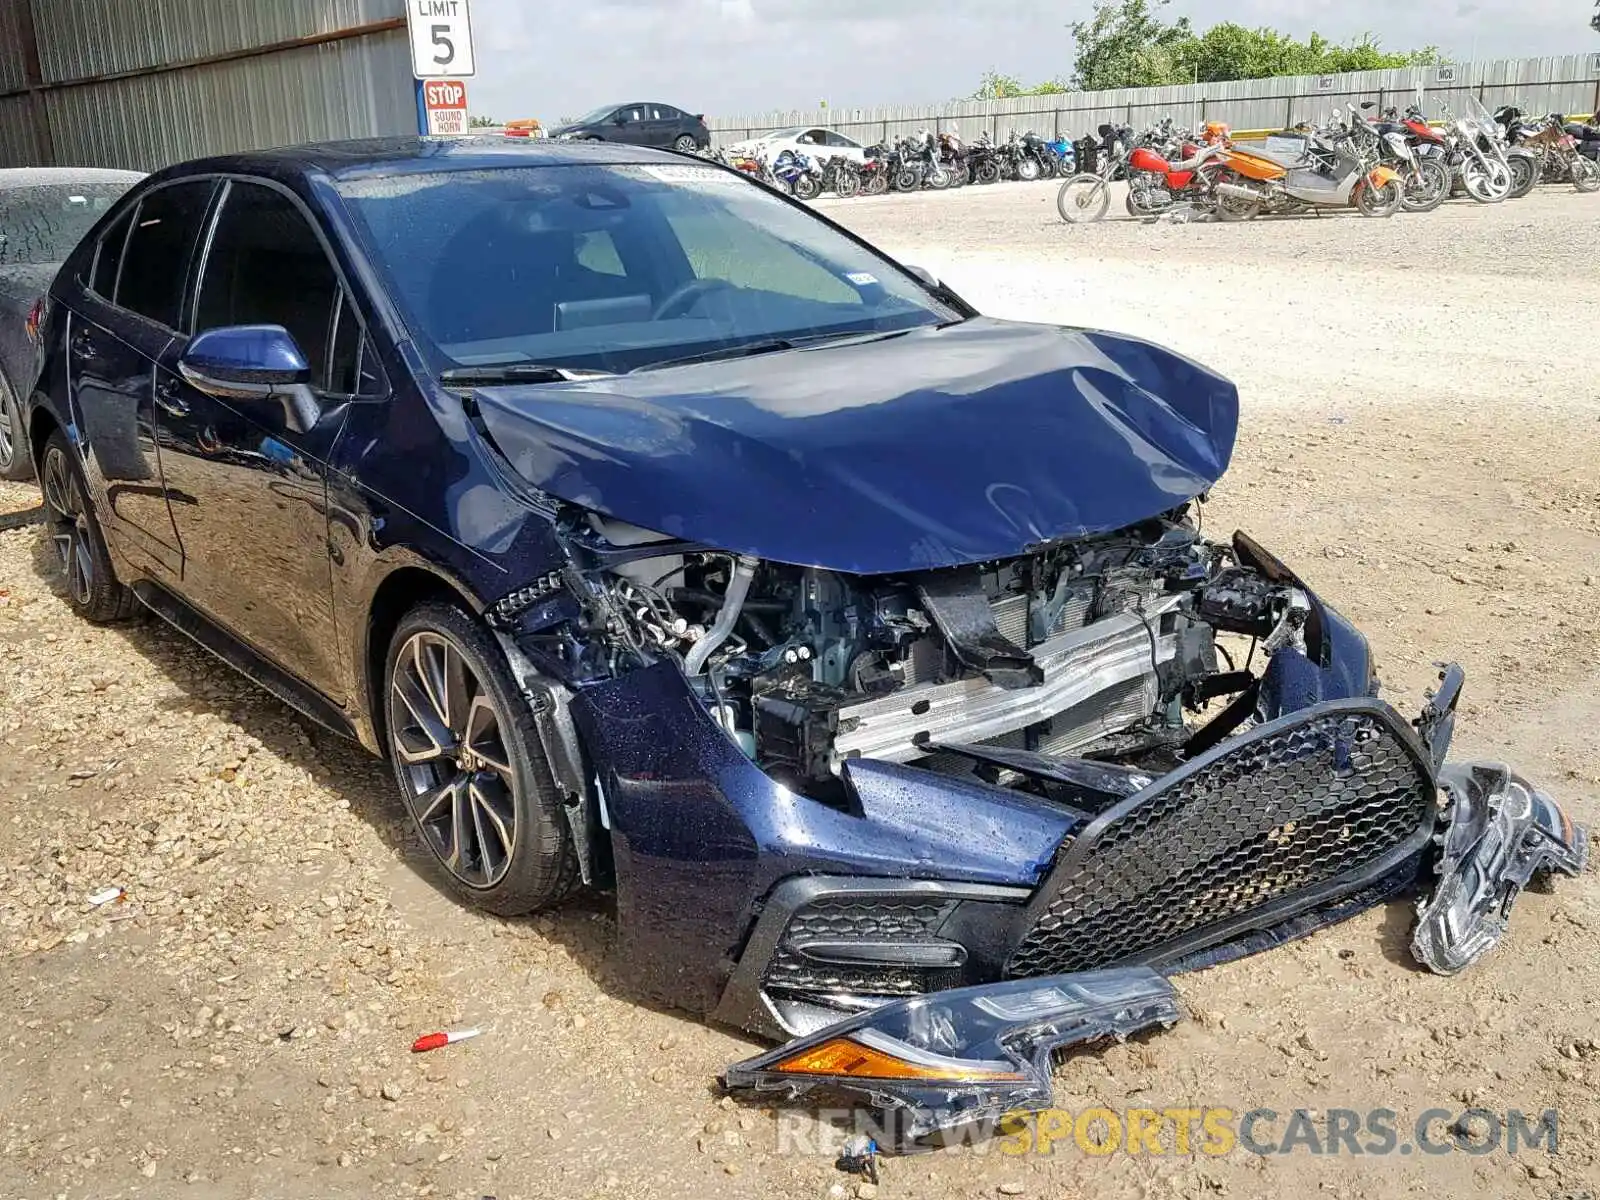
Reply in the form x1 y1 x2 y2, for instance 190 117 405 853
1513 112 1600 191
937 131 970 186
771 148 819 200
1055 126 1135 223
894 130 951 191
859 142 895 195
816 153 863 199
966 133 1004 185
1208 114 1403 219
1440 95 1514 203
1363 102 1449 212
1122 124 1233 218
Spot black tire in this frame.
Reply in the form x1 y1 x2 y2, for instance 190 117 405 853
39 431 136 623
1506 155 1537 200
1572 157 1600 192
384 602 580 915
0 372 32 482
892 168 921 192
791 174 820 201
672 134 698 153
974 161 1001 185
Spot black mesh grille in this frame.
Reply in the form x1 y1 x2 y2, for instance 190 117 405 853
1007 707 1436 978
763 898 955 999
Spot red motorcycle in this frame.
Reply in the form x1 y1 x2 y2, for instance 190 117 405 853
1124 124 1233 217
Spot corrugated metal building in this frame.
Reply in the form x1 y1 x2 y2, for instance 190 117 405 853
0 0 416 169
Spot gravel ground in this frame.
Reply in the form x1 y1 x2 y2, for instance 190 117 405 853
2 182 1598 1200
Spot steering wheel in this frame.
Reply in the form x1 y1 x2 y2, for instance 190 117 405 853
652 277 735 320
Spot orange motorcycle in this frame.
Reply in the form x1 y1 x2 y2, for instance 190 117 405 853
1208 124 1403 219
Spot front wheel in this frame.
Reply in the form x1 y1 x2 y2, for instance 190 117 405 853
862 170 889 196
1400 159 1449 213
385 603 581 915
1571 156 1600 192
1506 155 1537 200
974 160 1001 185
1355 178 1403 218
1016 156 1042 183
1462 159 1510 203
893 167 921 192
834 171 861 199
791 174 821 201
1056 175 1110 223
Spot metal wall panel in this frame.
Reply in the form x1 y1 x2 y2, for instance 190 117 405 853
33 0 405 85
0 0 28 94
39 29 414 170
708 55 1600 146
0 94 45 164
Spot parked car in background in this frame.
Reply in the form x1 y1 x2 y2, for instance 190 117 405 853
0 167 143 480
728 126 869 165
548 102 709 151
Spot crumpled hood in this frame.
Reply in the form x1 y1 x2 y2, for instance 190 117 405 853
473 317 1238 574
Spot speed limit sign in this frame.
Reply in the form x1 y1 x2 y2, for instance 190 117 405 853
407 0 475 78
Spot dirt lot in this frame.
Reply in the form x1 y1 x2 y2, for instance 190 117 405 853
2 182 1598 1200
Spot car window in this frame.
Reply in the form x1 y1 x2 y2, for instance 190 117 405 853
115 180 215 329
0 180 138 267
655 105 683 121
336 163 954 375
195 181 342 390
89 207 134 298
824 132 857 148
617 107 644 124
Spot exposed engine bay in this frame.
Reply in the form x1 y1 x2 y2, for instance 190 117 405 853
497 502 1312 803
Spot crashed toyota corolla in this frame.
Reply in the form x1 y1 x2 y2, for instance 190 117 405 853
29 140 1585 1127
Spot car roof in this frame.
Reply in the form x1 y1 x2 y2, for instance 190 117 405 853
0 166 145 189
145 136 693 184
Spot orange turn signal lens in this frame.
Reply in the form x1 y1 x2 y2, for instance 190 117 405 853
771 1037 1026 1082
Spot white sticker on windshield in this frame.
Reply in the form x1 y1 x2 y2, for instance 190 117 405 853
846 271 878 285
639 164 741 184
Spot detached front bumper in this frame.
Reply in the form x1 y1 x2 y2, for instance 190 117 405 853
717 693 1444 1039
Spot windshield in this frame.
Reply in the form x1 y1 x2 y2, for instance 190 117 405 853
571 105 617 126
336 163 956 375
0 181 136 266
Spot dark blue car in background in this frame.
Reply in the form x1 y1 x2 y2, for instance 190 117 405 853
22 137 1581 1087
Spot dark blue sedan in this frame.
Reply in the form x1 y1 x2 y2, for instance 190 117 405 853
23 137 1578 1061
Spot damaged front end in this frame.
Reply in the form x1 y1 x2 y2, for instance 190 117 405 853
454 320 1588 1145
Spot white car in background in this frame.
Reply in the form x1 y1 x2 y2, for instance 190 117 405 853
727 126 869 165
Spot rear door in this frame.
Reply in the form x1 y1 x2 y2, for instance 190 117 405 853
647 104 684 147
155 178 367 701
68 179 216 580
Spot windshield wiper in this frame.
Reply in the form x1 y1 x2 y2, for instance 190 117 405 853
633 329 906 374
439 364 614 387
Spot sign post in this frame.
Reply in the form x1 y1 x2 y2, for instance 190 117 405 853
405 0 475 135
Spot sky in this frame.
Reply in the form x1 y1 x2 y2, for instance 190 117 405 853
463 0 1587 123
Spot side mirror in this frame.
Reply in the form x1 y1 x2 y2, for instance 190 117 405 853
179 325 321 434
903 263 939 289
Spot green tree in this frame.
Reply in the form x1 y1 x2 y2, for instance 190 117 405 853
970 69 1070 100
468 114 499 128
1067 0 1195 90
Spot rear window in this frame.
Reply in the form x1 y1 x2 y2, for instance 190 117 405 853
0 179 138 267
116 180 215 329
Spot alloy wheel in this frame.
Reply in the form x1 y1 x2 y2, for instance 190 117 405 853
389 631 519 889
0 400 14 473
42 446 94 606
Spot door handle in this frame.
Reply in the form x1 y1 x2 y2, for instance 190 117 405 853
153 382 190 419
